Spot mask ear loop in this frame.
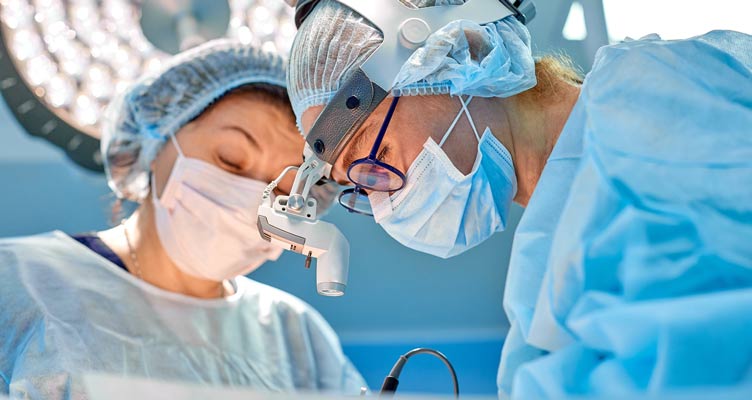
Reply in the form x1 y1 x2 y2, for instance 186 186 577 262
438 96 478 148
168 133 185 158
152 133 184 202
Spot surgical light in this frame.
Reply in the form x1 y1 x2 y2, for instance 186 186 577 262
0 0 295 171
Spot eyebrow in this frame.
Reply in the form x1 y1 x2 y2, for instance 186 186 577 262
341 119 378 168
222 125 259 149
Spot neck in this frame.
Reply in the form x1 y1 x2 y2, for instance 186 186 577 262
99 200 231 299
472 83 581 207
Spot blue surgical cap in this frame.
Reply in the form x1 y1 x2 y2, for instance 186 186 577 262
288 0 536 131
101 39 287 202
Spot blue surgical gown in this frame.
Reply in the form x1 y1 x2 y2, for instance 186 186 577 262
0 231 366 399
498 30 752 398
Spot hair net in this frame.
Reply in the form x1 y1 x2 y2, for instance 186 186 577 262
102 39 287 202
288 0 536 129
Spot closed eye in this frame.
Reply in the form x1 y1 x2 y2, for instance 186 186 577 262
219 156 242 171
342 120 379 168
376 145 389 162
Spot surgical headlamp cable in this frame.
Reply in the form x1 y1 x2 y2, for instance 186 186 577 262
261 165 300 206
380 348 459 398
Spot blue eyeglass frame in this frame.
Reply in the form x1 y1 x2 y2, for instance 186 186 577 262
338 96 405 215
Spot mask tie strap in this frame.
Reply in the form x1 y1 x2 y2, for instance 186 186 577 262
459 95 481 142
438 96 474 148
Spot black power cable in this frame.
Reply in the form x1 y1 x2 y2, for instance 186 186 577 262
379 348 459 398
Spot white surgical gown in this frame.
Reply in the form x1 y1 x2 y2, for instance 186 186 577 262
499 30 752 398
0 231 365 399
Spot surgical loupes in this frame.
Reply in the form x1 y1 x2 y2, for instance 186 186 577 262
257 152 350 296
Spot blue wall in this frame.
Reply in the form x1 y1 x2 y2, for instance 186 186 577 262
0 93 520 395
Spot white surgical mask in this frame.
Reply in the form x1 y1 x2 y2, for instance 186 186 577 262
152 135 282 281
370 96 517 258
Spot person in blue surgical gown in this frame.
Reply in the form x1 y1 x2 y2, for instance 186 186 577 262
285 0 752 398
0 39 365 399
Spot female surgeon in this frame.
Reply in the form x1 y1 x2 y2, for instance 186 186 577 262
0 39 365 398
286 0 752 398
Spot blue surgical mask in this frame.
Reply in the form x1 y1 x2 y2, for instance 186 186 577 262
369 97 517 258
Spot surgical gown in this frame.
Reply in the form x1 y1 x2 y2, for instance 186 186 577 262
499 30 752 398
0 231 366 399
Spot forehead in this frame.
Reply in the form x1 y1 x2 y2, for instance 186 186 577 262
201 94 285 124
